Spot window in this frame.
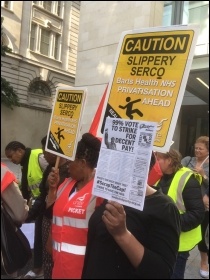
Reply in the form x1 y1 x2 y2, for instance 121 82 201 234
163 1 209 55
4 1 9 8
1 1 12 10
43 1 52 12
162 1 184 25
28 79 52 109
53 34 59 59
182 1 209 54
57 1 61 16
28 80 51 97
40 29 50 56
162 1 173 26
30 24 36 51
29 24 61 60
37 1 62 16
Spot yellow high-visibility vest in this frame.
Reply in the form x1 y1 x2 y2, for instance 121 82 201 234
27 149 44 198
155 167 202 251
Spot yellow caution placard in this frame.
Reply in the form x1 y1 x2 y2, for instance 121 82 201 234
97 25 199 152
45 88 86 160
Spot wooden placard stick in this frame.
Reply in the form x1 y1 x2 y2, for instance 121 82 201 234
55 156 60 170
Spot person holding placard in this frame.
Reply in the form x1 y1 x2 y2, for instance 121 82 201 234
81 152 181 279
181 136 209 278
47 133 104 279
23 136 70 279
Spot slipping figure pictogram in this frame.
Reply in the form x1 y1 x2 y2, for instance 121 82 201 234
119 97 143 119
55 127 65 144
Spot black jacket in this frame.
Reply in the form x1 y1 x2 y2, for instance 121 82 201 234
20 148 32 202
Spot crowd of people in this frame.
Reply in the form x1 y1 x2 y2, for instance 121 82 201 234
1 134 209 279
5 141 48 279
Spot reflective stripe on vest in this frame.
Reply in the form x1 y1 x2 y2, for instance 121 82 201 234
53 240 86 255
172 169 202 212
171 170 192 212
1 163 17 192
53 196 97 229
167 167 202 213
27 149 43 197
53 216 62 227
53 215 88 229
52 179 101 278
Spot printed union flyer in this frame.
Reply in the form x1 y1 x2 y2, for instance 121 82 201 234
92 117 157 211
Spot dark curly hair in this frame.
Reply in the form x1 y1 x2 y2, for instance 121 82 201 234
5 141 26 151
76 133 101 168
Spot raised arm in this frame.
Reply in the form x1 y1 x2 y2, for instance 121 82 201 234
46 167 60 208
104 129 110 148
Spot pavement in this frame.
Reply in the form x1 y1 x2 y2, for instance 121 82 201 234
184 246 206 279
1 246 207 279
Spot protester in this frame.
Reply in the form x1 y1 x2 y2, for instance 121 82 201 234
5 141 48 203
81 152 181 279
41 136 70 279
20 136 70 279
47 133 104 279
155 148 205 279
181 136 209 278
5 141 48 279
1 162 29 278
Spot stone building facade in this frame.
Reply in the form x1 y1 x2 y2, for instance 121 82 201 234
1 1 80 155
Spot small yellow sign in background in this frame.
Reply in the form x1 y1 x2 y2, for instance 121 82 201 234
46 88 86 160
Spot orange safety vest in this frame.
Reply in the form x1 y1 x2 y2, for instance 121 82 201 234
1 163 17 193
52 178 103 279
